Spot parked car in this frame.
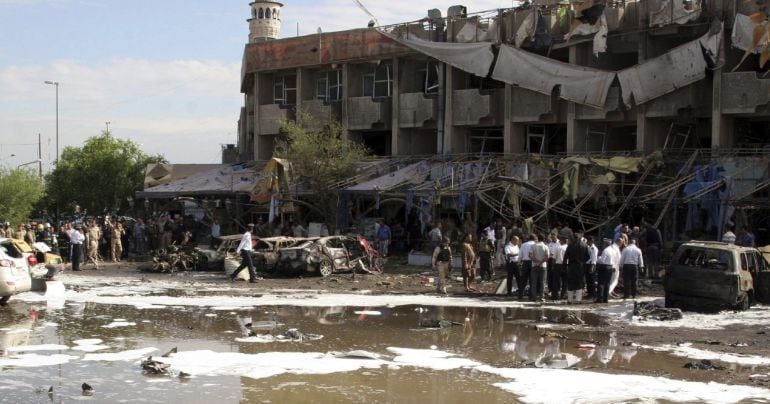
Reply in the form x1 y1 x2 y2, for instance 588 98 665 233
276 235 384 277
0 252 18 306
664 241 768 311
0 239 35 297
222 236 306 280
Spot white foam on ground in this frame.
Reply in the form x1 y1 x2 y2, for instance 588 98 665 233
82 347 157 361
6 344 69 352
353 311 382 316
387 347 481 370
71 344 110 352
102 321 137 329
479 366 770 403
641 343 770 366
0 353 78 368
73 339 103 346
150 346 770 403
632 306 770 330
156 350 387 380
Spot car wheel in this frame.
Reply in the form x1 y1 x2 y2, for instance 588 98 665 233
664 293 674 309
0 296 9 306
318 259 333 277
737 293 750 311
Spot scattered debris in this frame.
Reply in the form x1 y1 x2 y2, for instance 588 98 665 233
548 313 585 325
684 359 726 371
179 371 191 378
535 352 581 369
577 343 596 349
161 347 177 358
331 350 381 360
142 356 171 375
634 301 683 321
149 246 206 273
419 319 462 328
540 331 567 339
81 382 94 395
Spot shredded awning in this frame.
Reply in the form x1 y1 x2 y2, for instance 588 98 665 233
617 25 722 106
138 163 262 199
492 44 615 108
377 31 495 78
345 161 430 192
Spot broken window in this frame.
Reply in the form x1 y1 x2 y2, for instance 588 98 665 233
363 63 392 98
677 248 731 271
274 75 297 106
469 128 503 155
315 70 343 101
416 61 439 95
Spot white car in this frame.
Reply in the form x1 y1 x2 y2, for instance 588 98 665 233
0 238 35 304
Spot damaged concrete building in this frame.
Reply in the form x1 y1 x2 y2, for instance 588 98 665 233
224 0 770 244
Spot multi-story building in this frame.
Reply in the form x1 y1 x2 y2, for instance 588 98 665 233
236 1 769 162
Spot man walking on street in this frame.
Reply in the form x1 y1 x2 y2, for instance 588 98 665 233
461 234 477 292
86 219 102 270
620 239 644 299
231 223 257 283
432 237 452 294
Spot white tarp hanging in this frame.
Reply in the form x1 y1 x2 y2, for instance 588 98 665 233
732 13 766 53
492 44 616 108
564 13 609 56
515 10 536 47
617 26 722 106
378 31 495 77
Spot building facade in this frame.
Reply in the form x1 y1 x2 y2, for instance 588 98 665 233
237 1 769 162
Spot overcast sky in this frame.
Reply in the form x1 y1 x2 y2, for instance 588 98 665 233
0 0 512 169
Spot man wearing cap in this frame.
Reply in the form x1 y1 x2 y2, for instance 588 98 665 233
68 225 86 272
231 223 257 283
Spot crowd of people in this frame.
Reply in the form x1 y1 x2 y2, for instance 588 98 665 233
429 218 665 302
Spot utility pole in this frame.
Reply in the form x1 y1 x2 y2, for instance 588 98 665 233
44 81 59 165
105 121 111 132
38 133 42 182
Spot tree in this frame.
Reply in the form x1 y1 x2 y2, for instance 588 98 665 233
274 113 368 229
0 168 45 224
45 132 166 216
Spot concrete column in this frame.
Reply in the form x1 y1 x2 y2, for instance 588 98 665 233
503 83 514 154
711 31 731 148
391 57 401 156
635 0 655 152
566 45 587 153
252 74 260 161
342 63 351 139
442 65 454 155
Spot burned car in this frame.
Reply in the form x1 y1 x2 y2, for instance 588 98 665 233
276 235 384 277
665 241 768 311
221 236 306 280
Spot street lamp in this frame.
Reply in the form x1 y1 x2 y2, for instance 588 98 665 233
44 81 59 165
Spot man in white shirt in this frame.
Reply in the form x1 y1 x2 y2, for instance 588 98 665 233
517 234 535 299
585 236 599 298
608 238 623 298
68 224 86 272
550 238 568 300
504 235 520 297
547 233 561 299
529 234 550 301
210 219 221 248
620 239 644 299
596 238 621 303
231 224 257 283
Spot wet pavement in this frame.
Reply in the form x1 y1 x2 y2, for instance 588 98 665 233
1 275 770 403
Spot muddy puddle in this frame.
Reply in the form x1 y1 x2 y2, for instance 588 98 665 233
0 285 769 403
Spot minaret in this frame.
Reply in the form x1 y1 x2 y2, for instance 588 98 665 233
248 1 283 43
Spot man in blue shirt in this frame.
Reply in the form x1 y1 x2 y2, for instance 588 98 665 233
377 220 391 257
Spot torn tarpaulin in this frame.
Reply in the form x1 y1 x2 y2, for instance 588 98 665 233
649 0 702 27
377 31 495 78
617 25 722 106
492 44 615 108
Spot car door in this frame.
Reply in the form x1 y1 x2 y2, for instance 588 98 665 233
323 238 349 269
0 241 31 293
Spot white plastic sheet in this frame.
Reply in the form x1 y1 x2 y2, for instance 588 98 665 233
492 44 616 108
378 31 495 77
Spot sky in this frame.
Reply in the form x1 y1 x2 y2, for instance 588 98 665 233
0 0 512 170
